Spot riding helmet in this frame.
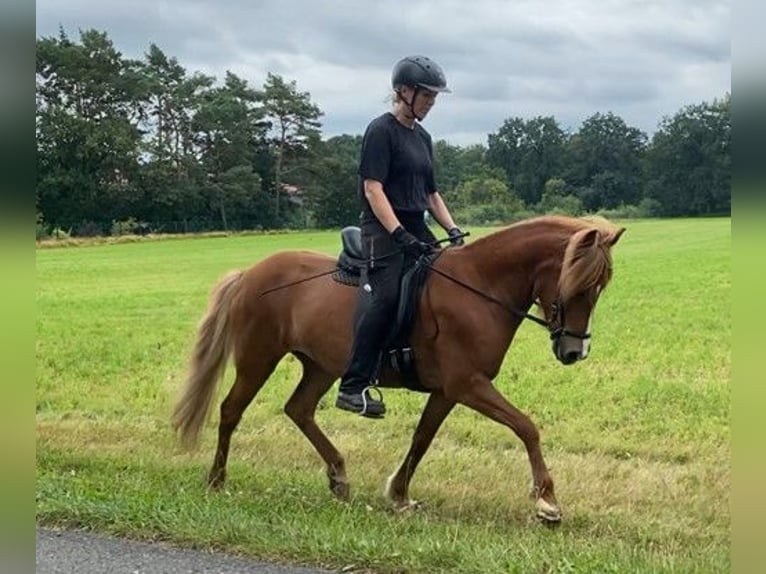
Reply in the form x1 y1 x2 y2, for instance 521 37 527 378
391 55 451 93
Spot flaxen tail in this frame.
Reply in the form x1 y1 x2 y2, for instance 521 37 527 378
172 270 243 448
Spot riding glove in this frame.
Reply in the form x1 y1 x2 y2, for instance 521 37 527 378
391 226 431 257
447 226 465 246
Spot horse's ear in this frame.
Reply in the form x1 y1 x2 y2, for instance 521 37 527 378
607 227 626 246
580 228 600 249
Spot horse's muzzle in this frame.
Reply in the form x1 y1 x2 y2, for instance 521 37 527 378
560 350 580 365
552 337 587 365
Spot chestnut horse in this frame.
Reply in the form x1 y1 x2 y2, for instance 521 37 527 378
172 215 625 522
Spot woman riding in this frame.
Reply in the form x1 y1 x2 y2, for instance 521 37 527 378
335 55 465 418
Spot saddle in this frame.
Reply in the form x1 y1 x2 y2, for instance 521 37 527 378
332 226 434 393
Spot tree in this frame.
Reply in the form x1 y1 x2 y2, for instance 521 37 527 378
36 28 145 232
645 96 730 216
487 116 567 206
433 141 505 208
142 44 185 163
564 112 647 211
452 175 524 225
307 135 362 228
193 72 267 228
138 44 215 226
537 177 583 215
258 73 323 222
209 165 263 230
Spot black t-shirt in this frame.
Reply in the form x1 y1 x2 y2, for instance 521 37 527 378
358 112 436 223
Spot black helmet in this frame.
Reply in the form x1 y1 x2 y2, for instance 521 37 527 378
391 55 451 93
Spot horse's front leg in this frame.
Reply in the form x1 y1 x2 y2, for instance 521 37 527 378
452 375 562 523
385 392 455 511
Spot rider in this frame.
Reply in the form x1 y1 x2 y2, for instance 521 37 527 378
335 55 465 418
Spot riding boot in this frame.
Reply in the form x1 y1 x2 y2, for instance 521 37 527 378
336 289 390 418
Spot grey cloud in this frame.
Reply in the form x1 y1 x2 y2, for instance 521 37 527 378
36 0 731 144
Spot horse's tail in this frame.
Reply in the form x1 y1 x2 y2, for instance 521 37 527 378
172 270 243 448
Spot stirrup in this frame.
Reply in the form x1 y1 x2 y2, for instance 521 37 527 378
359 385 384 416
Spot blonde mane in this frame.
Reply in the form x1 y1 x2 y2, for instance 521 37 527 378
558 217 621 301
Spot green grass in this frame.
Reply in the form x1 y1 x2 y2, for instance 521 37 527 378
36 219 730 573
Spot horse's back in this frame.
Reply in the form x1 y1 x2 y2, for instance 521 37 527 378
234 249 357 372
237 250 331 291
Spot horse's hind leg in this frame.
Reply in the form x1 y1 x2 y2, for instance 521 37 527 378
208 352 281 489
283 356 349 501
385 392 455 511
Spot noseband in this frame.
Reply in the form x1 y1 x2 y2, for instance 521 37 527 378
548 299 591 342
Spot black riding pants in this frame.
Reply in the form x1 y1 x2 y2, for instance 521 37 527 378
339 215 436 393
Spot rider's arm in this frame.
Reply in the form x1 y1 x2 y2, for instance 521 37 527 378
364 179 402 234
427 191 458 231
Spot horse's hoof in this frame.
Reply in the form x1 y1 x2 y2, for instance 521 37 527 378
207 471 225 490
329 479 350 502
392 499 422 513
535 497 562 523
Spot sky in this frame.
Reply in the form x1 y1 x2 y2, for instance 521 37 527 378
36 0 731 146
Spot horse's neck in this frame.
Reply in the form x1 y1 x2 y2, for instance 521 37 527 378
467 224 561 307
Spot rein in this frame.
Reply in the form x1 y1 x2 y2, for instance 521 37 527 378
259 268 338 297
257 232 589 341
258 235 455 298
426 265 550 330
429 265 591 340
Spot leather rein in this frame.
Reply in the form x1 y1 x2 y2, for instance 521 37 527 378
425 247 591 342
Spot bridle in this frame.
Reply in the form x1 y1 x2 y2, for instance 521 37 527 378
547 299 591 342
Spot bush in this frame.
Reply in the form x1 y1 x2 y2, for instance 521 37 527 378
454 203 527 226
536 179 584 216
73 221 104 237
37 220 51 240
637 198 662 217
111 217 141 237
596 198 662 219
49 227 71 240
537 194 583 216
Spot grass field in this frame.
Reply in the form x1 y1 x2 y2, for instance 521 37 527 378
36 218 730 573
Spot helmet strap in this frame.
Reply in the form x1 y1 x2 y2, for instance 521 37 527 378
399 86 423 122
405 86 423 122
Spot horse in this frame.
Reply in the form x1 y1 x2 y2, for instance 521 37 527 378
172 215 625 523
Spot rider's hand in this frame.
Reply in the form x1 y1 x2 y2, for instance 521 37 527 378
447 226 465 246
391 226 431 257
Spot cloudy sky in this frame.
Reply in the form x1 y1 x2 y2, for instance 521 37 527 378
36 0 730 146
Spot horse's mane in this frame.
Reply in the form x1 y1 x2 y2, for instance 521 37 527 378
557 216 621 301
472 215 622 301
558 232 611 303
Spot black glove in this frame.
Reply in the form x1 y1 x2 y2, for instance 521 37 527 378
391 226 431 257
447 226 465 246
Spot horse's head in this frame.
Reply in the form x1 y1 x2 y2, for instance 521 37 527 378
537 222 625 365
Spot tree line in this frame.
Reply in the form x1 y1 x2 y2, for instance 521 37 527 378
36 29 730 237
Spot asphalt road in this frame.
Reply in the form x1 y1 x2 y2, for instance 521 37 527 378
36 528 339 574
